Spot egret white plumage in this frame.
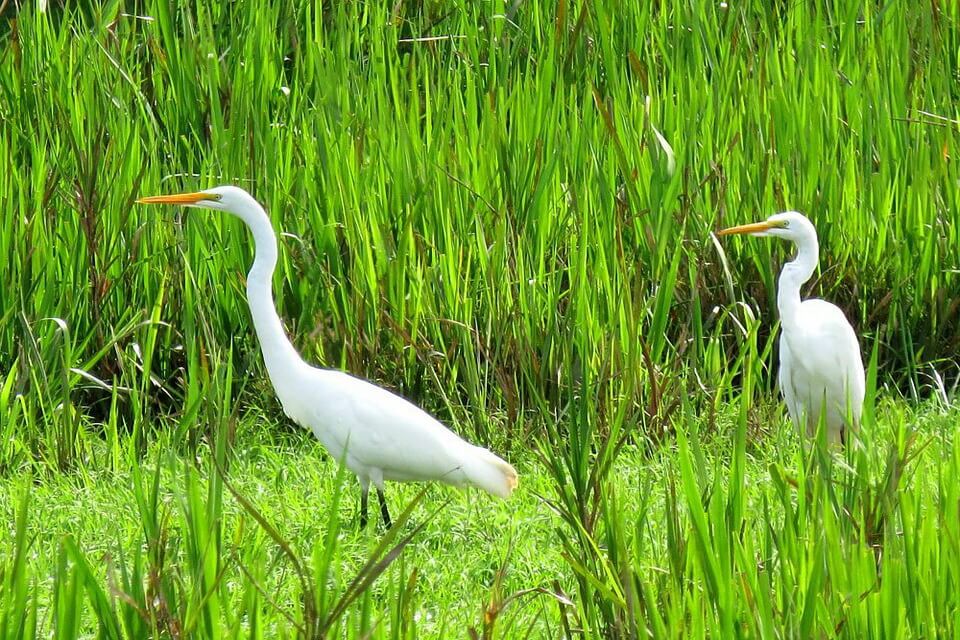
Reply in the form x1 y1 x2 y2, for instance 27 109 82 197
138 186 517 527
717 211 865 443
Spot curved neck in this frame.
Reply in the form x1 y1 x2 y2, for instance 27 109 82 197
777 233 818 330
236 204 304 381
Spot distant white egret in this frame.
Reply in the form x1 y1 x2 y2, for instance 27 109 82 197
138 186 517 527
718 211 865 443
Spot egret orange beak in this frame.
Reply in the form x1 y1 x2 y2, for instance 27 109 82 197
716 220 776 237
137 192 220 205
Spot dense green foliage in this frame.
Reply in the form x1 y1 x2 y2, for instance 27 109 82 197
1 0 958 637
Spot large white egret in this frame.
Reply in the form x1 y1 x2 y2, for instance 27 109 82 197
717 211 865 443
138 186 517 527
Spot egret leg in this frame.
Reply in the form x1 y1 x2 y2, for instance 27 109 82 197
376 488 392 528
359 486 370 530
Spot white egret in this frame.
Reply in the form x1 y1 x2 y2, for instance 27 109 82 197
717 211 865 443
138 186 517 527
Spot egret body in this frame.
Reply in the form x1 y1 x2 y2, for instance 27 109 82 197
138 186 517 527
718 211 865 443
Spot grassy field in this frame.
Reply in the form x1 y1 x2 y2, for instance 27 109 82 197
1 0 959 637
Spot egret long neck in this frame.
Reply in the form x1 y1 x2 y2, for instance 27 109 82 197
240 205 304 382
777 233 818 330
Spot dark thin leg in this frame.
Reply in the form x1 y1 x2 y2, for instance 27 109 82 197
377 488 392 529
359 486 370 530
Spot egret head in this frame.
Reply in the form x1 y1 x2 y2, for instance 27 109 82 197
137 186 270 232
137 185 255 212
717 211 816 243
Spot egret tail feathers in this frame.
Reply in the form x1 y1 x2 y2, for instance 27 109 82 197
461 447 518 498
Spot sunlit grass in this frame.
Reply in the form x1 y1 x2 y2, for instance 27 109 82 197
2 401 958 636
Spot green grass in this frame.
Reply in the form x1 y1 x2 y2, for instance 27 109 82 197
2 400 959 637
1 0 959 637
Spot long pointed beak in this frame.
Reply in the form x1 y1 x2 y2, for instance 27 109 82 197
716 221 774 237
137 192 217 205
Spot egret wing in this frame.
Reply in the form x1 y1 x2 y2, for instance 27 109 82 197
295 369 474 483
783 299 865 432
